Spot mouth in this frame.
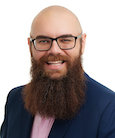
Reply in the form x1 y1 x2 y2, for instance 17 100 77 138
44 60 67 77
46 60 65 66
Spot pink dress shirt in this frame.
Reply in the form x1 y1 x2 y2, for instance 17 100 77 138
31 113 55 138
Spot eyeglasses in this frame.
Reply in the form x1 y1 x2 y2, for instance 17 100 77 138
30 34 82 51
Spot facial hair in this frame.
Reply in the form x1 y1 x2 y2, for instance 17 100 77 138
22 54 86 120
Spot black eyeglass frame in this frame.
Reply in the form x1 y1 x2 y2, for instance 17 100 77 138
30 34 82 51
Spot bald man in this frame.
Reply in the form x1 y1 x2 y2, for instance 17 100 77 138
1 6 115 138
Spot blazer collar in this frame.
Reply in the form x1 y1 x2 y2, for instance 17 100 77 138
48 119 73 138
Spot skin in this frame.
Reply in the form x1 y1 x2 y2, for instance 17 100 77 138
28 6 86 79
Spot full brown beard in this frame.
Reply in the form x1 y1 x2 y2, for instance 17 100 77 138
22 54 86 120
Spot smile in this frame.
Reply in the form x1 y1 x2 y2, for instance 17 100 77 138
47 61 65 66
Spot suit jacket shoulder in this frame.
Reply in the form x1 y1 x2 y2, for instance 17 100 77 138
7 86 24 107
0 86 33 138
85 73 115 105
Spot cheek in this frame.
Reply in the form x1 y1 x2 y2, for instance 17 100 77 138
32 50 46 61
65 47 80 61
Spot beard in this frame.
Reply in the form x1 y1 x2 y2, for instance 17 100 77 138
22 53 86 120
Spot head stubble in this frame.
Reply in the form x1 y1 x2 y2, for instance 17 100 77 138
22 51 86 120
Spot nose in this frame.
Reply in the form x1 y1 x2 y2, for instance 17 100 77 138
47 40 62 55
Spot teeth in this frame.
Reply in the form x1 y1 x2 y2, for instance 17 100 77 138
47 61 63 66
48 61 62 64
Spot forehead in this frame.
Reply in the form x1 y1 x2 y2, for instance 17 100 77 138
31 9 81 38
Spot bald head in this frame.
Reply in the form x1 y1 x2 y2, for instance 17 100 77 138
30 6 83 38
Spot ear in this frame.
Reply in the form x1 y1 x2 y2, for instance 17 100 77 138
81 33 86 55
27 37 33 57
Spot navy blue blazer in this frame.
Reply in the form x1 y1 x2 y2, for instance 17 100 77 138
1 73 115 138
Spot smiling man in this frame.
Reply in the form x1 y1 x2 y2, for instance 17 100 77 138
1 6 115 138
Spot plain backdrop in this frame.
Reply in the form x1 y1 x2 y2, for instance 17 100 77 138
0 0 115 126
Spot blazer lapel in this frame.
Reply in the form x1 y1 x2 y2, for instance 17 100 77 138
19 105 34 138
48 119 72 138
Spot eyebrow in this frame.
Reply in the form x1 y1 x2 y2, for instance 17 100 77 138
33 34 74 39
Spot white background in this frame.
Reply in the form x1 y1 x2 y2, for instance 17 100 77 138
0 0 115 126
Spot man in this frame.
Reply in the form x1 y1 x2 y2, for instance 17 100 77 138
1 5 115 138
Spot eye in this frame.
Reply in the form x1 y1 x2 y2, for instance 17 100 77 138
36 38 51 44
39 40 48 43
61 39 71 42
59 37 74 43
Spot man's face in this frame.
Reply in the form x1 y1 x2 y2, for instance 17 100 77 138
24 7 87 119
28 12 86 79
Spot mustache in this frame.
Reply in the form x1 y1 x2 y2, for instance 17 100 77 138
39 54 69 63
